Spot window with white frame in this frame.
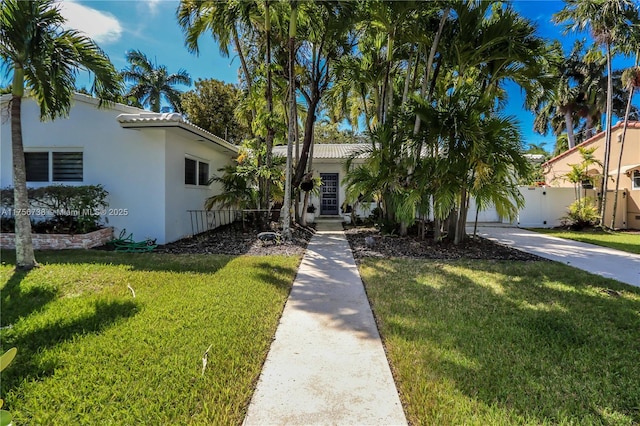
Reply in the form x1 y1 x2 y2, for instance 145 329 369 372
25 151 83 182
184 157 209 186
633 170 640 190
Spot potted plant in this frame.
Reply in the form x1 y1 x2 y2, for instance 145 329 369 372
306 204 316 223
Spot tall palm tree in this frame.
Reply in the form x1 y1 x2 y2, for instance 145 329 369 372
0 0 121 270
554 0 640 228
611 29 640 227
122 50 191 113
282 0 299 239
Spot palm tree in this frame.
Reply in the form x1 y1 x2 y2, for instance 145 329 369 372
611 28 640 227
533 40 603 150
282 0 299 239
554 0 640 228
122 50 191 113
0 0 121 270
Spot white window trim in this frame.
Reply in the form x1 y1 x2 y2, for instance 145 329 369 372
184 154 210 188
25 148 84 184
632 170 640 190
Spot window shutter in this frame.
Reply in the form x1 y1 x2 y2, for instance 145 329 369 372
185 158 197 185
198 162 209 186
52 152 83 182
25 152 49 182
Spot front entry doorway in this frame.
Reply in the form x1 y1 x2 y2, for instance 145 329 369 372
320 173 339 215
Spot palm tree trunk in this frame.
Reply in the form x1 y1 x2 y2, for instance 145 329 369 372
11 69 37 270
402 52 413 105
263 0 275 213
232 25 256 122
599 43 614 228
414 7 449 136
380 33 394 125
565 109 576 149
283 0 298 239
610 73 636 228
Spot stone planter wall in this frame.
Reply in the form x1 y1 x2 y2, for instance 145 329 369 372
0 227 113 250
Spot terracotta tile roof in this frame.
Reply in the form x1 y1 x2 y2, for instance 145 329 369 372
543 121 640 166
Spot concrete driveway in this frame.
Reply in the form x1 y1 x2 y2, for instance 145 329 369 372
474 226 640 288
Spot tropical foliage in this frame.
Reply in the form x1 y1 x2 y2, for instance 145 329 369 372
176 0 639 237
121 49 191 112
0 0 121 269
180 78 251 143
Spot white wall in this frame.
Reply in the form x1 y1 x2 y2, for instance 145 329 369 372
164 131 234 243
1 96 166 242
517 187 579 228
307 160 348 215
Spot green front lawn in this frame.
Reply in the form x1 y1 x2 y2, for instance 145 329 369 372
0 250 299 425
531 228 640 255
361 259 640 425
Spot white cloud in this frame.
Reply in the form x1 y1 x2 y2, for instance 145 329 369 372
58 1 122 45
146 0 162 16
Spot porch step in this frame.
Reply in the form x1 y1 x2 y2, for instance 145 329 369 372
315 215 344 223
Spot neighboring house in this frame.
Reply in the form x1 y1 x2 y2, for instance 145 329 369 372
543 121 640 229
1 93 238 244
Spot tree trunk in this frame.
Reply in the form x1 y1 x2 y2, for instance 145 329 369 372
283 0 298 240
263 0 275 213
610 78 636 228
232 25 256 123
454 186 468 245
402 52 413 105
564 109 576 149
599 43 614 228
10 70 37 270
293 94 319 188
414 7 449 136
380 33 394 125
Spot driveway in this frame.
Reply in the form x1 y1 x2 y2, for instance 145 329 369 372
474 225 640 288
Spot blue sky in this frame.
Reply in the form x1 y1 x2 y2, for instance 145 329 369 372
7 1 640 151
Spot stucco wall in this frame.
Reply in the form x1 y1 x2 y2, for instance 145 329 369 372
308 160 349 216
1 96 168 242
164 131 234 243
544 124 640 229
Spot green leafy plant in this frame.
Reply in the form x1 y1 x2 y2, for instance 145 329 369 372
1 185 108 234
0 347 17 426
563 196 599 230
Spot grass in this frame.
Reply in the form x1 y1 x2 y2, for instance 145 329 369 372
360 258 640 425
0 250 300 425
531 228 640 255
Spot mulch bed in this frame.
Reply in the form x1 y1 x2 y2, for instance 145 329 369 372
146 220 543 262
154 222 315 256
344 226 545 261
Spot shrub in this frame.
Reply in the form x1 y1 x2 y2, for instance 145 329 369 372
562 197 599 230
0 185 108 234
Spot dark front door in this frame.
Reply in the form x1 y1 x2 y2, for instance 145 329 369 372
320 173 339 215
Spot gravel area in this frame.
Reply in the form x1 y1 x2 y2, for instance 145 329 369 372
344 226 545 261
152 221 543 262
155 222 314 256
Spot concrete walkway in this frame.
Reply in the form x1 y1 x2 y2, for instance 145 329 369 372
474 225 640 287
243 220 407 425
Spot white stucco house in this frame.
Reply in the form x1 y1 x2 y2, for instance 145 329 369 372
1 93 238 244
275 145 575 227
274 144 373 220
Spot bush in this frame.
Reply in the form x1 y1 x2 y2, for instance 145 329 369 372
0 185 109 234
562 197 599 230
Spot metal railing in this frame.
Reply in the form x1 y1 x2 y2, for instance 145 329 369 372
187 209 238 236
